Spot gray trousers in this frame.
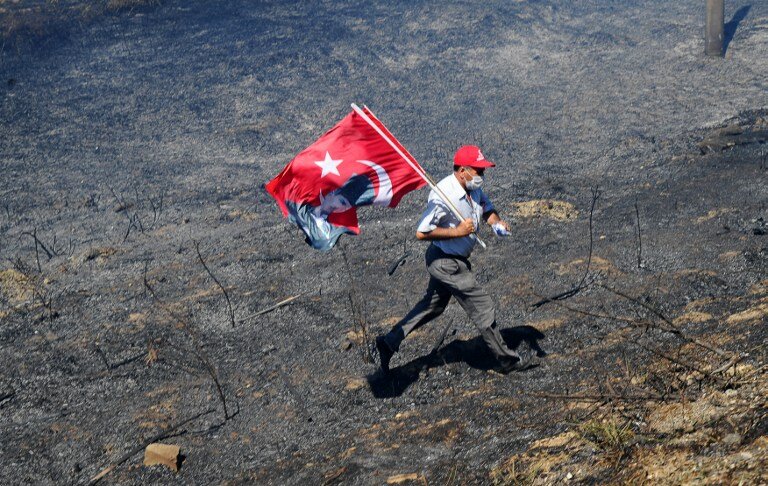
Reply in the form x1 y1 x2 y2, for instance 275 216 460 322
382 244 520 363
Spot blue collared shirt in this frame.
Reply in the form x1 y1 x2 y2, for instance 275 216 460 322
416 174 494 258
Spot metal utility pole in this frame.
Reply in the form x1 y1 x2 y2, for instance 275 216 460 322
705 0 725 56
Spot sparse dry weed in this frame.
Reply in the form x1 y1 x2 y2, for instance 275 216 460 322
511 199 578 221
578 418 635 451
490 459 541 486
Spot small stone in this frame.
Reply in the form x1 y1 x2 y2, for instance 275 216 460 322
566 472 573 480
725 389 738 397
739 451 753 461
345 378 366 391
387 473 421 484
722 433 741 446
261 344 276 355
144 443 181 472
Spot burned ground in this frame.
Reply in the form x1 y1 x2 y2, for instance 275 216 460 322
1 0 767 484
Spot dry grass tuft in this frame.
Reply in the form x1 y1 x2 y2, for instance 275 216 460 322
726 302 768 325
490 459 541 486
0 268 34 306
145 345 158 366
578 419 634 451
511 199 578 221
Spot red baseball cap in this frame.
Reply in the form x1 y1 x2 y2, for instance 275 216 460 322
454 145 496 168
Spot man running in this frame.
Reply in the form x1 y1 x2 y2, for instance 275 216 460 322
375 145 538 374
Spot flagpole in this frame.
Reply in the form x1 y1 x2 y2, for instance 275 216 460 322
351 103 487 249
358 104 447 196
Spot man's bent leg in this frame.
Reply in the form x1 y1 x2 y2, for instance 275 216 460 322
458 290 521 362
381 276 451 353
435 258 520 363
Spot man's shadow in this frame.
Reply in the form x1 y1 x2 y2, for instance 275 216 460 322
367 326 547 398
724 5 751 55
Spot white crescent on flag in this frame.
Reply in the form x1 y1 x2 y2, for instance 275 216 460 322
357 160 393 206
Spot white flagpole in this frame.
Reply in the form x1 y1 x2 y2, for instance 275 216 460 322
351 103 486 249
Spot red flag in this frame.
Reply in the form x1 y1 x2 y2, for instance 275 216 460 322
266 107 427 251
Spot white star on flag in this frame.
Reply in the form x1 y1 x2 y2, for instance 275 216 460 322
314 152 343 178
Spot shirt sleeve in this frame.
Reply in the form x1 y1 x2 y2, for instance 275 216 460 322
416 199 449 233
477 189 495 215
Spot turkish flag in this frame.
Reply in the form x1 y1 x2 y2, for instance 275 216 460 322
266 107 427 251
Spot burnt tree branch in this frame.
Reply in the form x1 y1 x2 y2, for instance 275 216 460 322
531 187 601 309
340 243 374 364
21 227 54 272
239 292 308 323
524 391 676 403
532 290 729 359
143 261 234 420
193 239 236 328
597 283 728 357
632 338 718 381
634 198 643 269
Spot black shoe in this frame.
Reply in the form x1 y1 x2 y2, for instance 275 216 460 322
494 354 541 374
376 336 394 373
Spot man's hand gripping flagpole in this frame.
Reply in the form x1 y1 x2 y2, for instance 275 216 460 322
351 104 487 249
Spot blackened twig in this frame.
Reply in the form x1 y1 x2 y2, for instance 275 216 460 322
95 347 146 372
633 339 712 377
108 185 139 243
523 391 675 402
530 284 587 309
239 292 307 323
143 262 232 420
340 244 374 364
579 187 601 289
193 240 236 328
712 353 744 374
534 288 729 358
634 198 643 269
21 228 54 272
107 184 129 215
94 345 111 370
597 283 727 357
31 230 42 273
131 188 145 234
109 351 147 370
387 251 411 276
122 215 137 244
0 388 15 404
147 189 165 225
531 187 601 309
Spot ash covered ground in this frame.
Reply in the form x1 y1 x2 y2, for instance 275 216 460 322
1 1 767 484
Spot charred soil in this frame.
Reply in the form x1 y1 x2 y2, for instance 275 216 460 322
1 1 767 484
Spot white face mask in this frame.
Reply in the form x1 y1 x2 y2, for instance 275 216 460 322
465 174 484 191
